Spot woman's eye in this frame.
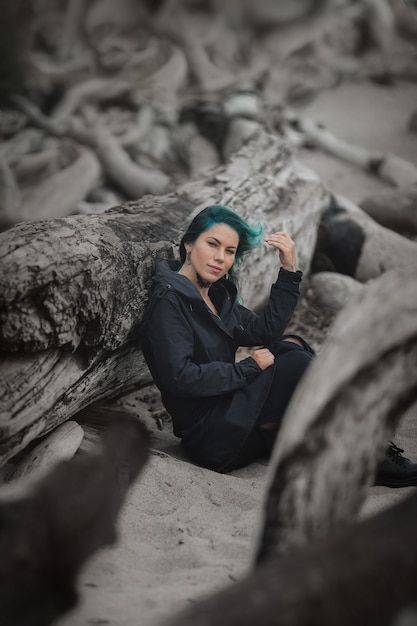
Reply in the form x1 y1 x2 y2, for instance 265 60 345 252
208 241 216 247
226 249 235 255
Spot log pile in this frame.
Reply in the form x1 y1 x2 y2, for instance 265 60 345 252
1 0 417 229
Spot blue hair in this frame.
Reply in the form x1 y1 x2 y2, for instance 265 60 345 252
179 205 263 289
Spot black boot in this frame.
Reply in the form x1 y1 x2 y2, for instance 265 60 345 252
375 442 417 488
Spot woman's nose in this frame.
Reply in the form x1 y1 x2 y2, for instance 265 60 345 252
215 249 225 262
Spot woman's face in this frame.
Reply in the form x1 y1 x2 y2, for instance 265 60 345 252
186 223 239 284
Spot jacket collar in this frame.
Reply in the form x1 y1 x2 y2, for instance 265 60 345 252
153 259 237 315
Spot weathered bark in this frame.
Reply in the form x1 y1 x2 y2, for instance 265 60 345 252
0 131 328 465
252 260 417 565
0 345 151 465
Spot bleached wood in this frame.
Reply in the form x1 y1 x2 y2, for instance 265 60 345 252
95 132 170 198
6 421 84 483
309 271 364 312
0 132 327 465
51 78 133 121
0 155 21 225
252 260 417 564
10 96 171 201
20 147 101 221
293 114 417 187
360 184 417 235
333 193 417 282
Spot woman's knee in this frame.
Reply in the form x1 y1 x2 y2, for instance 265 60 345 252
270 337 315 360
274 349 312 382
282 336 304 349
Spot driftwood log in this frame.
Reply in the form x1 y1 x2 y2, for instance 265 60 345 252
1 0 410 230
253 260 417 564
309 271 364 312
291 113 417 188
4 420 84 484
360 184 417 236
0 409 149 626
0 131 328 466
311 193 417 282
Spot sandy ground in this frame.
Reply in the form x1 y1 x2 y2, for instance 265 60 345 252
60 78 417 626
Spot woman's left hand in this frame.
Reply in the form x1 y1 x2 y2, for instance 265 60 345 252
264 232 297 272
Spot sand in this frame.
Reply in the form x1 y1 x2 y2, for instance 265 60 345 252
60 78 417 626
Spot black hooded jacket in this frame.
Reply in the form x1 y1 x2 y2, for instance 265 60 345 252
140 259 303 472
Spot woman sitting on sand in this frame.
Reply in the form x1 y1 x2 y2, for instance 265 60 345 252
140 205 417 485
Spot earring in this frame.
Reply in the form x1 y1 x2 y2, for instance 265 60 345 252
186 251 191 265
225 272 229 280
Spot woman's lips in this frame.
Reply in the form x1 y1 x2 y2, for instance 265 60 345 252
208 265 222 274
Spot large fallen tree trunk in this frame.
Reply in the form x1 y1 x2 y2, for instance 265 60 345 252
0 131 328 466
253 260 417 565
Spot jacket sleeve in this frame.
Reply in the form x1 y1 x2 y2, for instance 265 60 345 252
234 268 303 346
142 297 263 398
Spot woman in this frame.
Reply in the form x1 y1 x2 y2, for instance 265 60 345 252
140 205 313 472
140 205 417 485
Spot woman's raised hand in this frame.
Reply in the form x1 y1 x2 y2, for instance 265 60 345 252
251 348 275 371
264 231 297 272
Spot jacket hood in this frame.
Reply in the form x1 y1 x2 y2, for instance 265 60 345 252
148 258 238 312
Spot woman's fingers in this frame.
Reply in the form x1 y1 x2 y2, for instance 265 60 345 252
264 232 297 271
251 348 275 371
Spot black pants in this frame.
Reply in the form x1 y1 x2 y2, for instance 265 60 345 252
228 339 314 471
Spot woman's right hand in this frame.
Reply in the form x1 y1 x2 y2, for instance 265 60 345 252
251 348 275 370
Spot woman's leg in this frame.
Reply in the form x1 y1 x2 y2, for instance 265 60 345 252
257 343 313 453
225 342 313 471
224 427 269 471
